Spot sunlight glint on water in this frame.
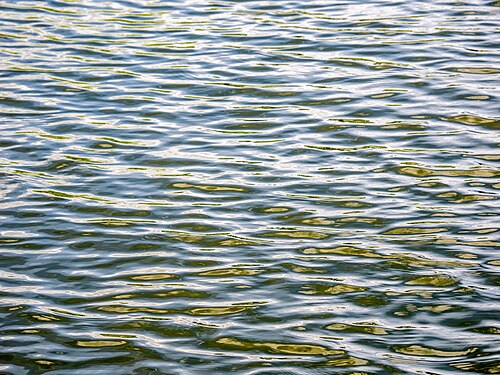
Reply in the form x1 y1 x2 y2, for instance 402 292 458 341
0 0 499 374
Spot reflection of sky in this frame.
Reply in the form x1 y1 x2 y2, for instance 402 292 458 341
1 0 498 211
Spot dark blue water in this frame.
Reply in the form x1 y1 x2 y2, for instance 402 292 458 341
0 0 499 374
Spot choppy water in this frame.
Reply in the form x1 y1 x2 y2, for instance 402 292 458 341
1 0 499 373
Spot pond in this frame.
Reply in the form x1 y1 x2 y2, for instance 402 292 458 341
0 0 499 374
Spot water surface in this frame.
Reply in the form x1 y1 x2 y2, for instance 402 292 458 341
0 0 499 374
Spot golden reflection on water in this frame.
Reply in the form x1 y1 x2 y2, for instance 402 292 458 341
0 0 499 373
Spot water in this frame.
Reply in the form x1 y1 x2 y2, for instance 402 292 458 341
0 0 499 373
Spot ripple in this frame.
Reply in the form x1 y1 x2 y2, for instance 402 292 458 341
0 0 499 373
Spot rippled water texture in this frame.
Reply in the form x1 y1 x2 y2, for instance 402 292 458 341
1 0 499 373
